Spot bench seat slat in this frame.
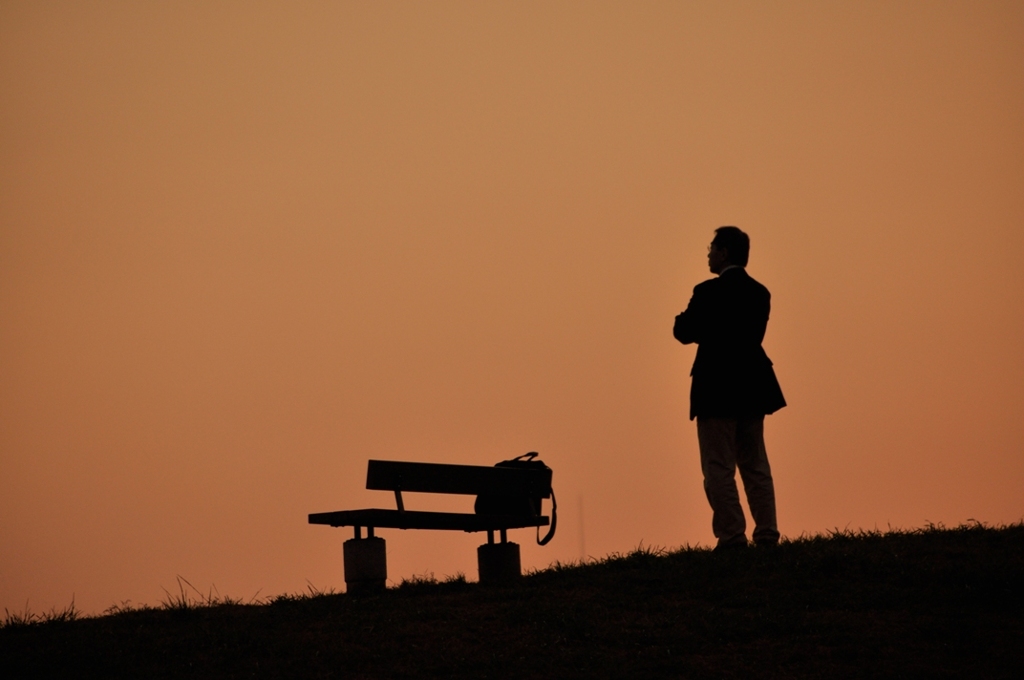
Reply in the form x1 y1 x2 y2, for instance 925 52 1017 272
308 508 549 532
366 460 552 497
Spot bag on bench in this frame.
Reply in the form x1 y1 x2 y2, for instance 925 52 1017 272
474 452 557 545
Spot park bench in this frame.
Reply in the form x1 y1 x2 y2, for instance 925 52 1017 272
309 456 555 592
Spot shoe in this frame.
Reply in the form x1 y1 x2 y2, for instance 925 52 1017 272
753 532 780 548
713 537 749 552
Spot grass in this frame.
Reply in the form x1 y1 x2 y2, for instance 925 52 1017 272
2 522 1022 678
2 598 81 628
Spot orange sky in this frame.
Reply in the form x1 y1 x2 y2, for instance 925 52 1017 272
2 1 1023 615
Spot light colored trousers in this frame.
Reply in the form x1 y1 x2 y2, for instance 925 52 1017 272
697 416 779 547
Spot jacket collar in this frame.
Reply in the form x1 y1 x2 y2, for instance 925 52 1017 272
718 265 745 277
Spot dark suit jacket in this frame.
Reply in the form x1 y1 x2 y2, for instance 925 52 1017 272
673 267 786 420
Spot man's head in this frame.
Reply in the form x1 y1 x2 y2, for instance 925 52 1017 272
708 226 750 274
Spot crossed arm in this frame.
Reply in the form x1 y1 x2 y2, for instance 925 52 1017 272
673 283 771 347
673 286 706 345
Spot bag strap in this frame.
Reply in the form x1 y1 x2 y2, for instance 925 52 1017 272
515 452 556 546
509 451 538 463
537 488 557 546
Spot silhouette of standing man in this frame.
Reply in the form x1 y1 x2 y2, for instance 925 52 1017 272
674 227 786 550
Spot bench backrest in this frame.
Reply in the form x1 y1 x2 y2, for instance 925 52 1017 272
366 460 552 498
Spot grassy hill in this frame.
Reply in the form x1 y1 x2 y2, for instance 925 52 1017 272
3 523 1023 679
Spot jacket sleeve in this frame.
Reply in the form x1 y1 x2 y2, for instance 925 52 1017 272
673 285 705 345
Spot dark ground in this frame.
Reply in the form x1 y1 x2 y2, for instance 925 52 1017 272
3 523 1023 679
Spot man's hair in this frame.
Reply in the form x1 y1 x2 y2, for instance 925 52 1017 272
712 226 750 266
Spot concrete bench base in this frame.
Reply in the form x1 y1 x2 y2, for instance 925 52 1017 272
477 542 522 584
342 535 523 591
343 536 387 594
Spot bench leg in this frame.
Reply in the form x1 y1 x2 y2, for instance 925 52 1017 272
343 536 387 594
477 541 521 584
